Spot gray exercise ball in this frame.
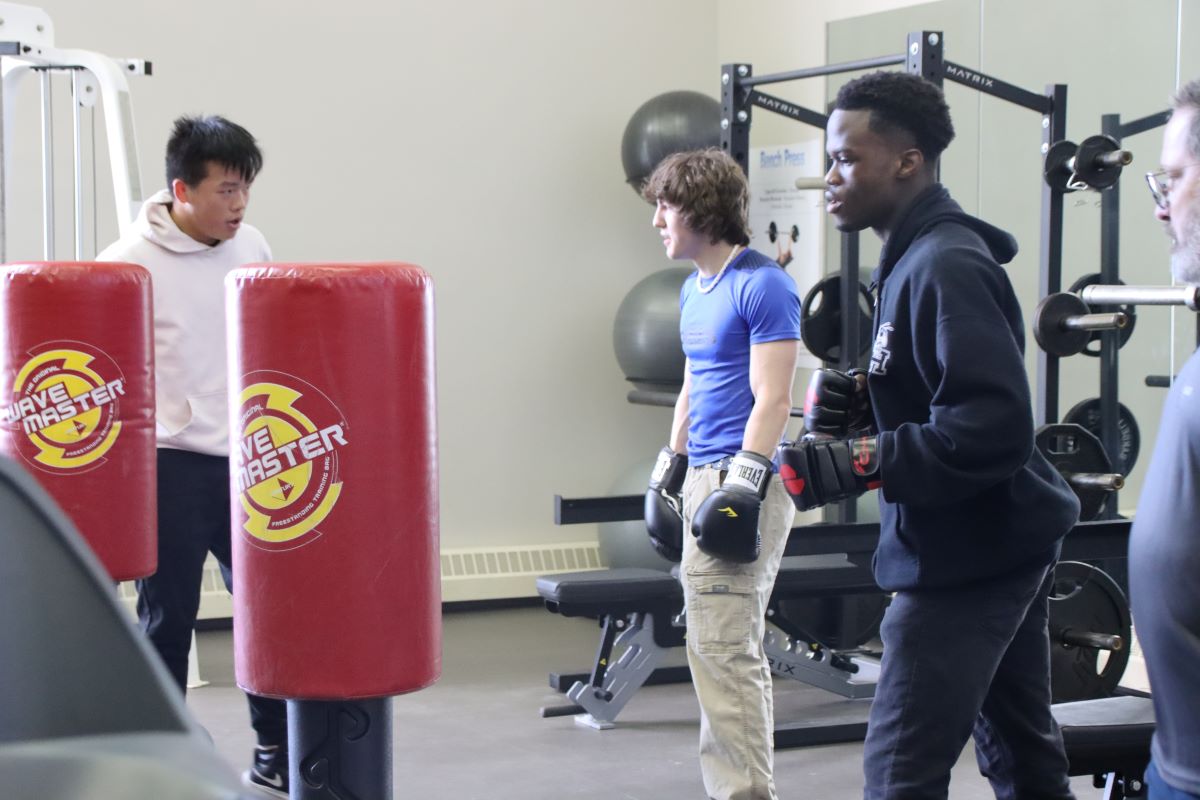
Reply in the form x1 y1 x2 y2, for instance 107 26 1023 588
621 91 722 195
598 459 675 572
613 267 691 392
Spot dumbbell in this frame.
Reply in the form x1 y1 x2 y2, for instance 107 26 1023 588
767 221 800 244
1044 134 1133 193
1033 292 1129 357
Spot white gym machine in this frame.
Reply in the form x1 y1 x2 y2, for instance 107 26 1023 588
0 2 149 261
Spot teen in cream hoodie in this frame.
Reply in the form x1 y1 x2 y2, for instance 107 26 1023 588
99 187 270 456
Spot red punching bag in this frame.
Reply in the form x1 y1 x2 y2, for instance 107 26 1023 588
0 262 156 581
228 263 440 700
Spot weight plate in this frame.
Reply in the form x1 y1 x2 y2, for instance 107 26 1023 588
1035 423 1115 521
1067 273 1136 355
800 274 873 364
1063 397 1140 475
1073 135 1125 191
1032 293 1092 357
1044 139 1079 194
1048 561 1131 702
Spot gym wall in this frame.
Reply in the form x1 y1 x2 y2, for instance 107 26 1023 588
12 0 726 601
8 1 1188 602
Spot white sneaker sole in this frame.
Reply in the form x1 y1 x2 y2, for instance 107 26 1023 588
241 769 288 798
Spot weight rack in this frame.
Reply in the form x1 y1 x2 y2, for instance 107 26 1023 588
717 31 1067 525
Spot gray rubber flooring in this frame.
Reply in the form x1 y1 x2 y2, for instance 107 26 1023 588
187 605 1103 799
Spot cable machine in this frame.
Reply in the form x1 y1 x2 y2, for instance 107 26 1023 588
0 2 150 261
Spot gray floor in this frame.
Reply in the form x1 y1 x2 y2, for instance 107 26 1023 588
187 606 1102 799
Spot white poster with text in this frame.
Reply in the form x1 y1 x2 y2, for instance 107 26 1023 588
748 140 825 368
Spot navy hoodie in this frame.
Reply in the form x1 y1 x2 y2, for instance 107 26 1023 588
868 184 1079 591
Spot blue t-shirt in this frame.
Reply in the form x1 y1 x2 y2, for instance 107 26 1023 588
679 248 800 466
1129 346 1200 795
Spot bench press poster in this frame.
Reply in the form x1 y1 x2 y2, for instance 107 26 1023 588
747 139 824 369
2 341 126 474
233 371 350 551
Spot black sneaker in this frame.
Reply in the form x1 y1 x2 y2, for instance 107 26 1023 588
243 744 288 798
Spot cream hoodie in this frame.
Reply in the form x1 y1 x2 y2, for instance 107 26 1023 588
98 188 271 456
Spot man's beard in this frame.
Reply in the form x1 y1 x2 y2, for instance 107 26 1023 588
1170 213 1200 285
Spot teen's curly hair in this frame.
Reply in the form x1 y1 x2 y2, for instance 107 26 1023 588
641 148 751 246
833 71 955 162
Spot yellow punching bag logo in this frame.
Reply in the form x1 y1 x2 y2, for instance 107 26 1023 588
2 342 126 474
234 371 349 551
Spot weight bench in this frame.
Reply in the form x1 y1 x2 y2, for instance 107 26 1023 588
1053 695 1155 799
536 567 685 729
766 558 884 699
537 556 886 730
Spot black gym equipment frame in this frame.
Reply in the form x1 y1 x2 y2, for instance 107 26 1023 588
1038 108 1173 523
718 32 1066 525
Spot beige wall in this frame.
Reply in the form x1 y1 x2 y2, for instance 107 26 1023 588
10 0 719 566
11 1 1188 598
4 0 937 598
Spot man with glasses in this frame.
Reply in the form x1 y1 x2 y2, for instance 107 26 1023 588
1129 78 1200 800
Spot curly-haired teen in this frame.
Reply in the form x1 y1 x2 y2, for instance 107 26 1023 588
777 71 1079 799
642 147 800 800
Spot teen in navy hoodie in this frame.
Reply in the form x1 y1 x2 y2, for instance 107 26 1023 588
778 72 1079 799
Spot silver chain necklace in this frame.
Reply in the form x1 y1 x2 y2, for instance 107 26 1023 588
695 244 743 295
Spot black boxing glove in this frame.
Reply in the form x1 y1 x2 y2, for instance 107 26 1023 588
802 368 872 438
777 435 882 512
690 450 772 563
645 447 687 562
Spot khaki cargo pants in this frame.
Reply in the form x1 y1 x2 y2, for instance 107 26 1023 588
681 465 796 800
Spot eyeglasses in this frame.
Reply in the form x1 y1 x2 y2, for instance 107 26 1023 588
1147 171 1173 209
1146 165 1200 210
